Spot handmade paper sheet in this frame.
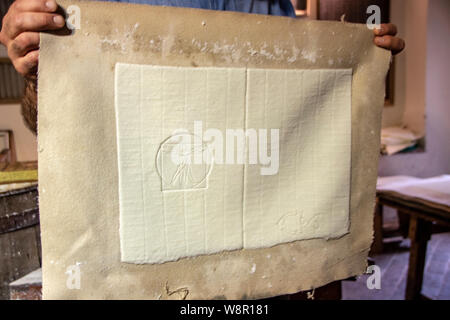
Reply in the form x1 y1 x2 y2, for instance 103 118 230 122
38 0 391 299
115 65 352 264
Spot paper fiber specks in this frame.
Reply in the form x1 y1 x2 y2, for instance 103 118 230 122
115 63 352 264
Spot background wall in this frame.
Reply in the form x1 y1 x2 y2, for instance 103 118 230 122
1 42 37 162
0 103 38 162
379 0 450 177
381 0 427 134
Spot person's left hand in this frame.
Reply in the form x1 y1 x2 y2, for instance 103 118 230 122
373 23 405 55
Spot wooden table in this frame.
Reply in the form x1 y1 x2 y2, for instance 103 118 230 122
0 183 40 300
374 176 450 300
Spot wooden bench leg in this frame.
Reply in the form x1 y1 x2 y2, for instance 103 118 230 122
397 210 410 239
405 216 431 300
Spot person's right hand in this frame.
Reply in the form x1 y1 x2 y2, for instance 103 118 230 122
0 0 65 78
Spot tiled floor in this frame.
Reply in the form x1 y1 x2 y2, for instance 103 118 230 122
342 232 450 300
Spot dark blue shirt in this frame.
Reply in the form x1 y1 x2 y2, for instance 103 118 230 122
101 0 296 17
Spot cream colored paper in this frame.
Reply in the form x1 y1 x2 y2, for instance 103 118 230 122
243 68 352 248
38 0 391 299
116 65 352 263
115 64 247 263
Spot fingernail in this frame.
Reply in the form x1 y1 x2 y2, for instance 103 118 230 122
46 1 56 10
53 16 65 26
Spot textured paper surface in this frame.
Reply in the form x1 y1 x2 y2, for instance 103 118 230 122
115 65 247 263
115 65 352 263
38 0 391 299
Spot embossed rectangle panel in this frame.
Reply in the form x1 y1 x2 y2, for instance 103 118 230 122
243 69 352 248
115 63 352 264
115 64 246 264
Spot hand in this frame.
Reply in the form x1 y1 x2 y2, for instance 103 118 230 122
0 0 65 78
373 23 405 55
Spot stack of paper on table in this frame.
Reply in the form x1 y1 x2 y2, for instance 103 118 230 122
378 175 450 209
